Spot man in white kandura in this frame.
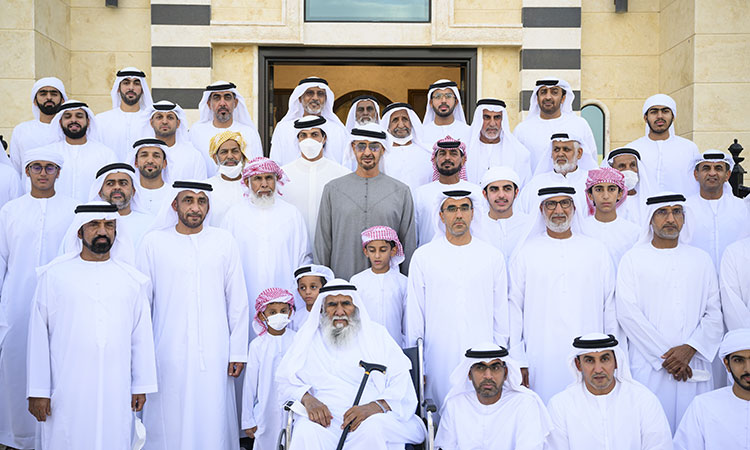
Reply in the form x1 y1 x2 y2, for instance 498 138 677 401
205 130 252 225
344 95 380 132
509 184 617 403
130 138 171 215
379 102 432 195
138 181 249 450
421 80 470 148
616 192 723 431
602 147 653 225
276 279 426 449
147 100 208 180
720 235 750 331
435 343 552 450
95 67 154 161
546 333 672 449
27 201 157 450
465 98 532 186
674 328 750 449
0 149 75 450
405 189 508 411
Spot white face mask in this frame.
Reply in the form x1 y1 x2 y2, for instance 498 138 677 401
390 135 412 146
299 138 323 159
621 170 639 190
219 162 243 179
266 313 291 331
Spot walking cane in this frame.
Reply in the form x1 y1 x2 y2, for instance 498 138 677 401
335 360 387 450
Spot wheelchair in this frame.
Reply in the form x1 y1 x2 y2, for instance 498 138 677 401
276 337 436 450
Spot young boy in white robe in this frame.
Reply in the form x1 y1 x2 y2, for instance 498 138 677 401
242 288 297 450
290 263 334 330
350 225 408 347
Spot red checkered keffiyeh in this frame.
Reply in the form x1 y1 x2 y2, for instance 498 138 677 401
253 287 295 336
360 225 405 268
242 157 287 185
585 166 627 215
431 136 468 181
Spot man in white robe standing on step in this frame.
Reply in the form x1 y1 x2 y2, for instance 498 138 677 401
138 180 249 450
379 102 432 196
146 100 208 180
421 80 471 149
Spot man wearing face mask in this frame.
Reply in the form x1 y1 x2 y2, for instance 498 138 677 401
206 130 252 225
604 147 653 225
281 116 350 242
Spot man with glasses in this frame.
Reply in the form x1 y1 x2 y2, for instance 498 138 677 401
616 193 722 432
315 123 416 280
421 80 471 148
509 184 617 403
405 189 508 412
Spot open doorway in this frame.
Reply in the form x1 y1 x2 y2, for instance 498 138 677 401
258 47 477 152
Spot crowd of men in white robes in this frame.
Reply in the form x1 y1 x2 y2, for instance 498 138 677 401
0 67 749 450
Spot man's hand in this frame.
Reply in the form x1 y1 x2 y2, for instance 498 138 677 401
228 362 245 378
301 393 333 427
662 344 697 381
521 368 530 388
132 394 146 412
343 402 383 432
28 397 51 422
244 426 258 438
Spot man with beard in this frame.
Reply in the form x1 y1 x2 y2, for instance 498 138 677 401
465 99 532 187
315 123 415 280
96 67 154 161
32 100 117 201
0 149 76 450
626 94 701 195
380 103 432 196
90 162 154 246
220 157 311 317
147 100 207 180
435 343 552 449
189 81 262 176
674 328 750 449
513 78 597 170
421 80 471 148
546 334 672 449
137 181 249 450
275 279 426 450
27 201 157 450
270 77 348 166
131 138 170 215
10 77 68 173
616 193 723 432
509 184 616 403
205 130 253 225
405 189 508 412
344 95 380 132
413 137 481 246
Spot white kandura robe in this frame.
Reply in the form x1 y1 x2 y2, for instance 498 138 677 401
189 121 263 176
163 141 209 181
138 226 249 450
436 389 550 450
509 234 617 403
95 108 152 162
9 120 60 174
382 143 433 197
627 135 700 196
270 120 349 166
206 174 245 226
241 330 296 450
0 193 76 449
546 381 673 450
405 235 509 410
27 257 157 450
616 243 723 431
513 113 598 171
220 198 312 314
421 121 471 150
619 190 649 225
517 169 588 215
281 156 351 243
465 140 533 188
673 386 750 450
720 237 750 330
116 210 154 250
0 165 21 211
34 140 118 202
350 268 408 347
580 215 640 267
475 211 531 263
136 183 171 216
686 192 750 270
413 179 482 246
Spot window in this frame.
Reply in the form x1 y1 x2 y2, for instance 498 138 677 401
305 0 430 22
581 102 607 160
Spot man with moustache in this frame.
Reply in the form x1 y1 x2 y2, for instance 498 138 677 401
131 138 171 215
380 103 432 195
147 100 207 180
344 95 380 132
421 80 471 148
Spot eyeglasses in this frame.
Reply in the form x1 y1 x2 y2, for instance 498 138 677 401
431 93 455 101
653 207 683 218
442 204 472 213
28 163 59 174
543 199 573 210
354 142 383 152
470 362 506 373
